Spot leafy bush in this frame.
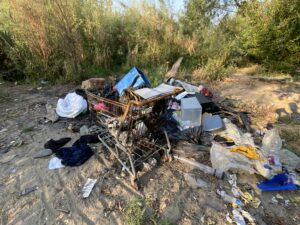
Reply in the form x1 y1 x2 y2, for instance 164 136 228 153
192 57 234 81
0 0 298 83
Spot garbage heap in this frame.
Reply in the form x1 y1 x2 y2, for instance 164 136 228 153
53 67 300 224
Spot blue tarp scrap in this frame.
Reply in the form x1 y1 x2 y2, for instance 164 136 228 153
115 67 151 96
257 173 300 191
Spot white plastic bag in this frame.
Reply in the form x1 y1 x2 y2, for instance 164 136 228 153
56 92 87 118
210 143 256 174
210 143 272 178
261 128 282 157
218 118 256 147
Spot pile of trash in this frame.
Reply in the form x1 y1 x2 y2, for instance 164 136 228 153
38 66 300 220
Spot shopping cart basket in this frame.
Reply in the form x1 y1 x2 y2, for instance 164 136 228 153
86 87 183 188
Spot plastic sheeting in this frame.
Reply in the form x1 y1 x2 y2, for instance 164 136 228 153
210 142 271 177
261 128 282 157
210 143 256 174
168 78 198 93
56 92 87 118
218 118 256 147
280 148 300 171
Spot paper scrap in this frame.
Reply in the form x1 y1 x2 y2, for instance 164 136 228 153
82 178 97 198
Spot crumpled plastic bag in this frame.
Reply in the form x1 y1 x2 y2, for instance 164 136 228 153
210 142 271 178
210 143 256 174
218 118 256 147
213 119 274 177
168 78 198 93
261 128 282 157
56 92 87 118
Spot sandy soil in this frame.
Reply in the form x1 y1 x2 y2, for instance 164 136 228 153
213 73 300 127
0 78 300 225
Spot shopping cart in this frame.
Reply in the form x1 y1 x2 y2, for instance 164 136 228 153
86 87 183 188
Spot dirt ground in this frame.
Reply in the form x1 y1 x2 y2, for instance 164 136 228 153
0 75 300 225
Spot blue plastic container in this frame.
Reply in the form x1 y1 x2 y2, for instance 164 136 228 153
115 67 151 96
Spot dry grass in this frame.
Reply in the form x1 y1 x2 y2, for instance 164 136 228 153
236 64 292 79
236 64 265 76
276 123 300 156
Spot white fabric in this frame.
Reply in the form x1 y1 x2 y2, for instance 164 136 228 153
56 92 87 118
48 157 65 170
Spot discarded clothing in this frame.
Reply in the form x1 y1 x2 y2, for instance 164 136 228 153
73 134 100 146
75 88 88 100
55 143 94 167
48 157 65 170
56 92 87 118
44 137 71 151
257 173 300 191
115 67 151 96
195 92 212 104
94 102 109 111
230 146 262 161
102 83 119 100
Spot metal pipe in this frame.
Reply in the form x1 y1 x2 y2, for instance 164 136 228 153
98 134 134 177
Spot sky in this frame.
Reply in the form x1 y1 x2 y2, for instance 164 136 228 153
114 0 186 14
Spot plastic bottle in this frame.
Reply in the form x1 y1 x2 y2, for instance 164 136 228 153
232 209 246 225
174 155 224 178
217 189 242 206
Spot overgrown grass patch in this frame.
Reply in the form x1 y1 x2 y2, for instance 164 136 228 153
22 126 35 133
123 197 175 225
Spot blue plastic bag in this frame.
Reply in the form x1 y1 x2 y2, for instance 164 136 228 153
115 67 151 96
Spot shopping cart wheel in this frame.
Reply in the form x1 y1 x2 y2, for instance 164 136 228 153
130 178 140 190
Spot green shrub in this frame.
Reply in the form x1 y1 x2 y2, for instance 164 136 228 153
0 0 298 83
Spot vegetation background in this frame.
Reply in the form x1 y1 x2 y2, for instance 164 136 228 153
0 0 299 84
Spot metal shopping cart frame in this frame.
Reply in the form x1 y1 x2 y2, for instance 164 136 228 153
86 87 183 188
